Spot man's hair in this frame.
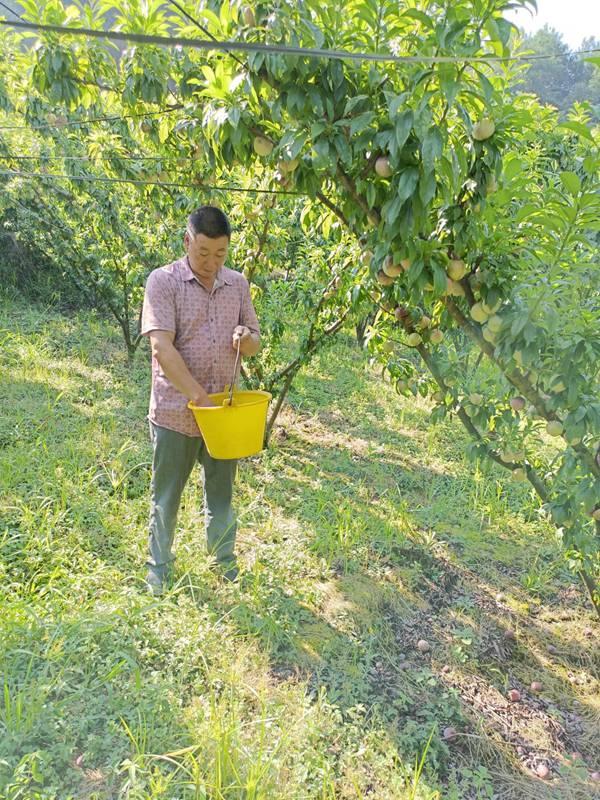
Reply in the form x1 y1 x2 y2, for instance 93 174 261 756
188 206 231 239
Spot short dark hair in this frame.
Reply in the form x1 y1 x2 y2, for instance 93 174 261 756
188 206 231 239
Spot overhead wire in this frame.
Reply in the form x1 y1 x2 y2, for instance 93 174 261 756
0 168 304 195
165 0 246 68
0 153 188 161
1 19 598 65
0 1 20 20
0 105 182 131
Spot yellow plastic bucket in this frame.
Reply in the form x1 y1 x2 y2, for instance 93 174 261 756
188 389 272 459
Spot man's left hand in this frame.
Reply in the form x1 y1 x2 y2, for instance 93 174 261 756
232 325 252 349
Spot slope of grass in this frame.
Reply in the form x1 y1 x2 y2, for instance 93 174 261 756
0 298 598 800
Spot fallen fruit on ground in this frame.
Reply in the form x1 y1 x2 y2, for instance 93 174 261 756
443 726 457 741
416 639 430 652
507 689 521 702
535 763 550 779
530 681 543 693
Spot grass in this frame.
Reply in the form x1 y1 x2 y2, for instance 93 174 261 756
0 296 599 799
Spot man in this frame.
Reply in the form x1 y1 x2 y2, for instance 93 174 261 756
141 205 260 595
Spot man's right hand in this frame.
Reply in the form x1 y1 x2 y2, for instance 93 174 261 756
191 389 215 407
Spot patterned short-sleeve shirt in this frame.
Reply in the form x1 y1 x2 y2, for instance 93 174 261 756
141 256 260 437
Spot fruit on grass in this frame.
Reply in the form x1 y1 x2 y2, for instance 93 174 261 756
416 639 430 653
530 681 543 693
507 689 521 702
535 764 550 779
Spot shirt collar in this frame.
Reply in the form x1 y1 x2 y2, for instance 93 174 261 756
180 256 232 287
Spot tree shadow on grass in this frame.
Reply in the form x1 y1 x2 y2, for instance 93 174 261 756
222 406 599 797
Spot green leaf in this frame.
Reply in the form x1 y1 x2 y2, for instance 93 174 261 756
348 112 375 136
401 9 434 28
558 121 595 143
432 262 447 294
421 127 443 170
560 171 581 196
511 312 529 337
396 167 419 202
419 170 437 205
382 193 403 226
394 110 413 150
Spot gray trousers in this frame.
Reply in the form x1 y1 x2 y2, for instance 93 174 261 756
148 423 238 578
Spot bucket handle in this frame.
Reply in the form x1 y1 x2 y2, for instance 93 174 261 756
224 337 242 407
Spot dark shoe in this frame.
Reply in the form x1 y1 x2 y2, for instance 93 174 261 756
145 569 165 597
222 565 240 583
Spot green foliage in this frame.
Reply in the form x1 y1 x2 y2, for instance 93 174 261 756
0 0 598 603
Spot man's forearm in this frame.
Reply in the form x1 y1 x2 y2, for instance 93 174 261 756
153 342 211 404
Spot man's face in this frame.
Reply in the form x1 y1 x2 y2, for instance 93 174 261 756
184 230 229 283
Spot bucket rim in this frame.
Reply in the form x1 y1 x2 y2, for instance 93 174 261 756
188 389 272 411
